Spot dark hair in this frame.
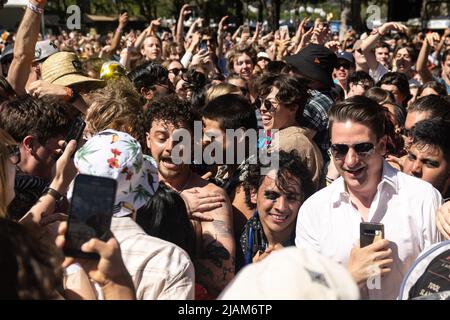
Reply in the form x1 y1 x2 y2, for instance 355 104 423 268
375 41 390 51
347 71 375 92
0 75 16 102
377 72 411 108
202 94 257 131
412 119 450 161
365 87 395 105
243 150 315 210
255 73 310 123
384 102 406 127
127 61 169 92
266 60 287 74
182 69 209 110
329 95 388 139
408 95 450 120
417 81 447 97
0 219 63 299
0 95 71 145
135 183 196 258
145 94 195 133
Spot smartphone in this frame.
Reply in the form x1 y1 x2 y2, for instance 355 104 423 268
65 116 86 146
199 40 208 51
360 222 384 248
120 9 128 15
64 174 117 259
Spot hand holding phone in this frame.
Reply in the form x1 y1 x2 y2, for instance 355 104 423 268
64 174 117 260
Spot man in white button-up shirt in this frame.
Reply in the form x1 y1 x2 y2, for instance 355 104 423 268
296 96 442 300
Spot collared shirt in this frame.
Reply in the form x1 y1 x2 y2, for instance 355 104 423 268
295 161 442 300
300 89 334 162
107 217 195 300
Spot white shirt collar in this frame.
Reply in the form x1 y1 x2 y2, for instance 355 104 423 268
331 160 399 204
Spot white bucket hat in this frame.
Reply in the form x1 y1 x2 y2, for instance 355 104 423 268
72 129 159 217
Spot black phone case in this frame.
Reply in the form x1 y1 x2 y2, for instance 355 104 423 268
65 116 86 144
360 222 384 248
64 174 116 260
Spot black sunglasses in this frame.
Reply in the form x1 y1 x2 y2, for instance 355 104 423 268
254 98 277 113
168 68 187 76
8 144 20 165
328 142 375 160
336 61 352 70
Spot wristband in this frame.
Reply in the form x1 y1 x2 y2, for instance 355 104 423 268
42 187 65 206
27 1 44 14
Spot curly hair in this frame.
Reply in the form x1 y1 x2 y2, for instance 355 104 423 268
0 219 63 299
243 150 315 210
145 94 196 133
86 78 148 153
255 73 310 123
0 95 72 145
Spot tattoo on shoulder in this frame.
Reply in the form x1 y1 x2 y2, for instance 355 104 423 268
204 239 231 268
211 220 233 237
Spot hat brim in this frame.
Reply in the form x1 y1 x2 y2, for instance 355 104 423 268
51 73 104 87
285 56 334 88
113 156 159 218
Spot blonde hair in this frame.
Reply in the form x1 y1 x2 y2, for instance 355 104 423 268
206 83 242 103
85 78 148 153
0 128 17 217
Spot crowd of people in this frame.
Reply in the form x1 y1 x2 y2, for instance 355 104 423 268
1 0 450 300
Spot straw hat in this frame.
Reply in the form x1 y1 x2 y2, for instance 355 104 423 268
41 51 104 87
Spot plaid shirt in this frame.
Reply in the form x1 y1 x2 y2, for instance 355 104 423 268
108 217 195 300
300 89 334 161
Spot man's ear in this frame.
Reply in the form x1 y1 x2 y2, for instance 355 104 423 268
22 136 36 153
378 135 387 156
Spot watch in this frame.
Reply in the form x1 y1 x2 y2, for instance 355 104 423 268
42 187 65 206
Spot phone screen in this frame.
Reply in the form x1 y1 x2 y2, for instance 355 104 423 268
64 174 117 259
199 41 208 51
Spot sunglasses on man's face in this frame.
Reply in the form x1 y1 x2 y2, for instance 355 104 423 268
328 142 375 160
254 98 277 113
336 61 352 70
168 68 187 76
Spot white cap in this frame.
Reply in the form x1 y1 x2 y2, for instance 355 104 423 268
219 247 360 300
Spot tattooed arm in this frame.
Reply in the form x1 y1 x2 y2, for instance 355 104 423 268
194 185 235 297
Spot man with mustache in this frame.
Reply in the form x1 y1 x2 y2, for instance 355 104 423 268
145 94 235 298
296 96 441 299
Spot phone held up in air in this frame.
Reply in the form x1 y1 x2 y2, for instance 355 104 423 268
360 222 384 248
65 116 86 146
64 174 117 260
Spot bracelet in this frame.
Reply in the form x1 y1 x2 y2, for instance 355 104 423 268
42 187 65 206
27 1 44 14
